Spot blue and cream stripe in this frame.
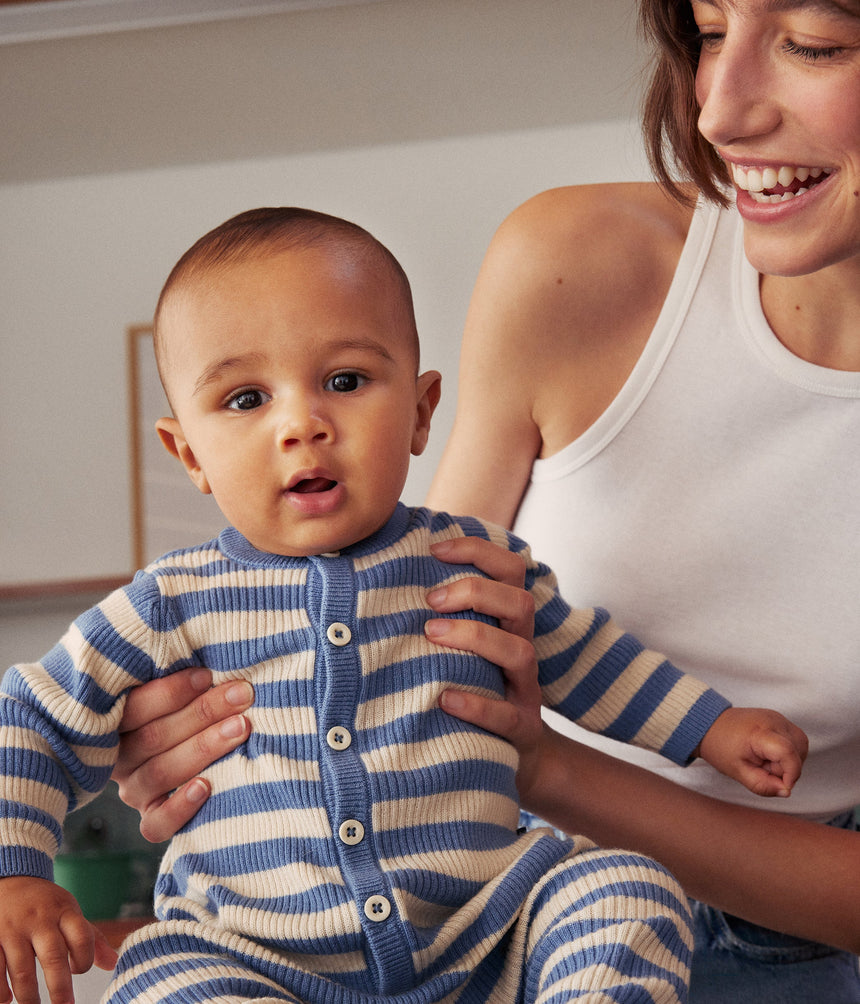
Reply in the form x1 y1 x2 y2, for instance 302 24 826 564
0 504 714 1001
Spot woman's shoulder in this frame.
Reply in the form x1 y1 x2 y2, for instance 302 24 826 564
496 182 693 283
471 183 696 455
488 181 694 346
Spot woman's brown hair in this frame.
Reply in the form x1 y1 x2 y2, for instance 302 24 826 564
639 0 731 206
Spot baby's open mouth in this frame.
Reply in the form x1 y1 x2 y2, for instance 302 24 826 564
290 477 338 494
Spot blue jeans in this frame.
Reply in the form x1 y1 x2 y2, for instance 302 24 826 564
688 811 860 1003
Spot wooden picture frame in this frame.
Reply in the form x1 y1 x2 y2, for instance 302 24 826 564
127 325 226 570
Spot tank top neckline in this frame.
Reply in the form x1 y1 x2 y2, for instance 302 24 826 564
532 199 860 483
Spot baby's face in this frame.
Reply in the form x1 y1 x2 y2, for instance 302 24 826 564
156 245 438 556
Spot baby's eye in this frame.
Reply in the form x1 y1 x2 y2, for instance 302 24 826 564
226 388 270 411
325 372 367 393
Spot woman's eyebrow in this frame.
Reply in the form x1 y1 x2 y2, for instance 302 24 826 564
762 0 860 18
693 0 859 15
768 0 859 13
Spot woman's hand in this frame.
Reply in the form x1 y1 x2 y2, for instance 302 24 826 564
112 669 253 843
426 536 547 802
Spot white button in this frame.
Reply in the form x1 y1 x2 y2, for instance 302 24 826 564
364 895 391 921
326 622 352 646
339 819 365 845
326 726 352 750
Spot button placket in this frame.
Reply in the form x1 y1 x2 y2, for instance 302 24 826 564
312 556 397 939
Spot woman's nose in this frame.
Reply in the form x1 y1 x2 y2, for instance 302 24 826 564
696 38 782 149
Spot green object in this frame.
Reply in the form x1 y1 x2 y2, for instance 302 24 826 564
54 851 135 921
54 784 168 921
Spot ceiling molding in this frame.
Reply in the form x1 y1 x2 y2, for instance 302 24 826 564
0 0 387 44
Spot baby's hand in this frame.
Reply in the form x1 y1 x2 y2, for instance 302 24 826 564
696 707 809 798
0 876 117 1004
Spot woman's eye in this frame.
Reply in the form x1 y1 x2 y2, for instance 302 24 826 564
697 29 725 51
783 39 843 61
226 389 269 411
326 372 367 393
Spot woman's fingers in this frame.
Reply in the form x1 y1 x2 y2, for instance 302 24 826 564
114 703 250 810
119 667 214 733
430 537 526 587
425 614 535 668
112 673 254 842
429 535 546 799
132 778 214 845
439 688 520 742
428 537 532 637
427 576 535 639
115 674 253 776
427 592 544 756
427 539 534 642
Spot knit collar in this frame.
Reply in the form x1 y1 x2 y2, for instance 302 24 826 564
216 502 412 568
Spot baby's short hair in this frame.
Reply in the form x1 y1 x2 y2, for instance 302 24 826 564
153 207 418 386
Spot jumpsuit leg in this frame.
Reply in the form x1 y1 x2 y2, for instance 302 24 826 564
516 845 693 1004
103 922 311 1004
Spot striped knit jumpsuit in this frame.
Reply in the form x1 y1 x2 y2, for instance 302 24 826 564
0 505 725 1003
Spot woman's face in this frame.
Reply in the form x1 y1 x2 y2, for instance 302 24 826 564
691 0 860 277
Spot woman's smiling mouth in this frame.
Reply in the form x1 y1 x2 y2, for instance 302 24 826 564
730 162 833 204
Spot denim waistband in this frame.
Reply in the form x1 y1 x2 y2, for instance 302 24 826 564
827 809 858 831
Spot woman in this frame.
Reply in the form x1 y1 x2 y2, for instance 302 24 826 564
428 0 860 997
114 0 860 998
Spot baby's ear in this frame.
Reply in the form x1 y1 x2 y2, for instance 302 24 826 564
155 417 212 495
411 370 442 456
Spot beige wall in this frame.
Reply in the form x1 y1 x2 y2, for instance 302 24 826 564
1 0 650 662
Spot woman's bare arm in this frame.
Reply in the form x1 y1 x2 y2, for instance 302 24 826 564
534 732 860 955
441 647 860 957
427 183 690 523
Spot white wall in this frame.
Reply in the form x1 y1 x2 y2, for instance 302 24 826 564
1 0 651 660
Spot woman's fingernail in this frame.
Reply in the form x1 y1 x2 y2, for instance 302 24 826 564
226 682 253 707
430 540 453 557
190 669 211 691
425 618 451 639
426 587 448 606
219 715 247 739
439 690 465 713
185 779 209 804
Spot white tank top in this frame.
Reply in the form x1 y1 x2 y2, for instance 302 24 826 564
514 199 860 821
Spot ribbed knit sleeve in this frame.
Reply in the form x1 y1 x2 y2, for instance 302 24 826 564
477 523 731 766
0 571 166 877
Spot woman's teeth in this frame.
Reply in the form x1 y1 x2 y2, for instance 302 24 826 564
730 163 830 203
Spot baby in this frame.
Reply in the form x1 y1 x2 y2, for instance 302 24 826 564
0 208 806 1004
